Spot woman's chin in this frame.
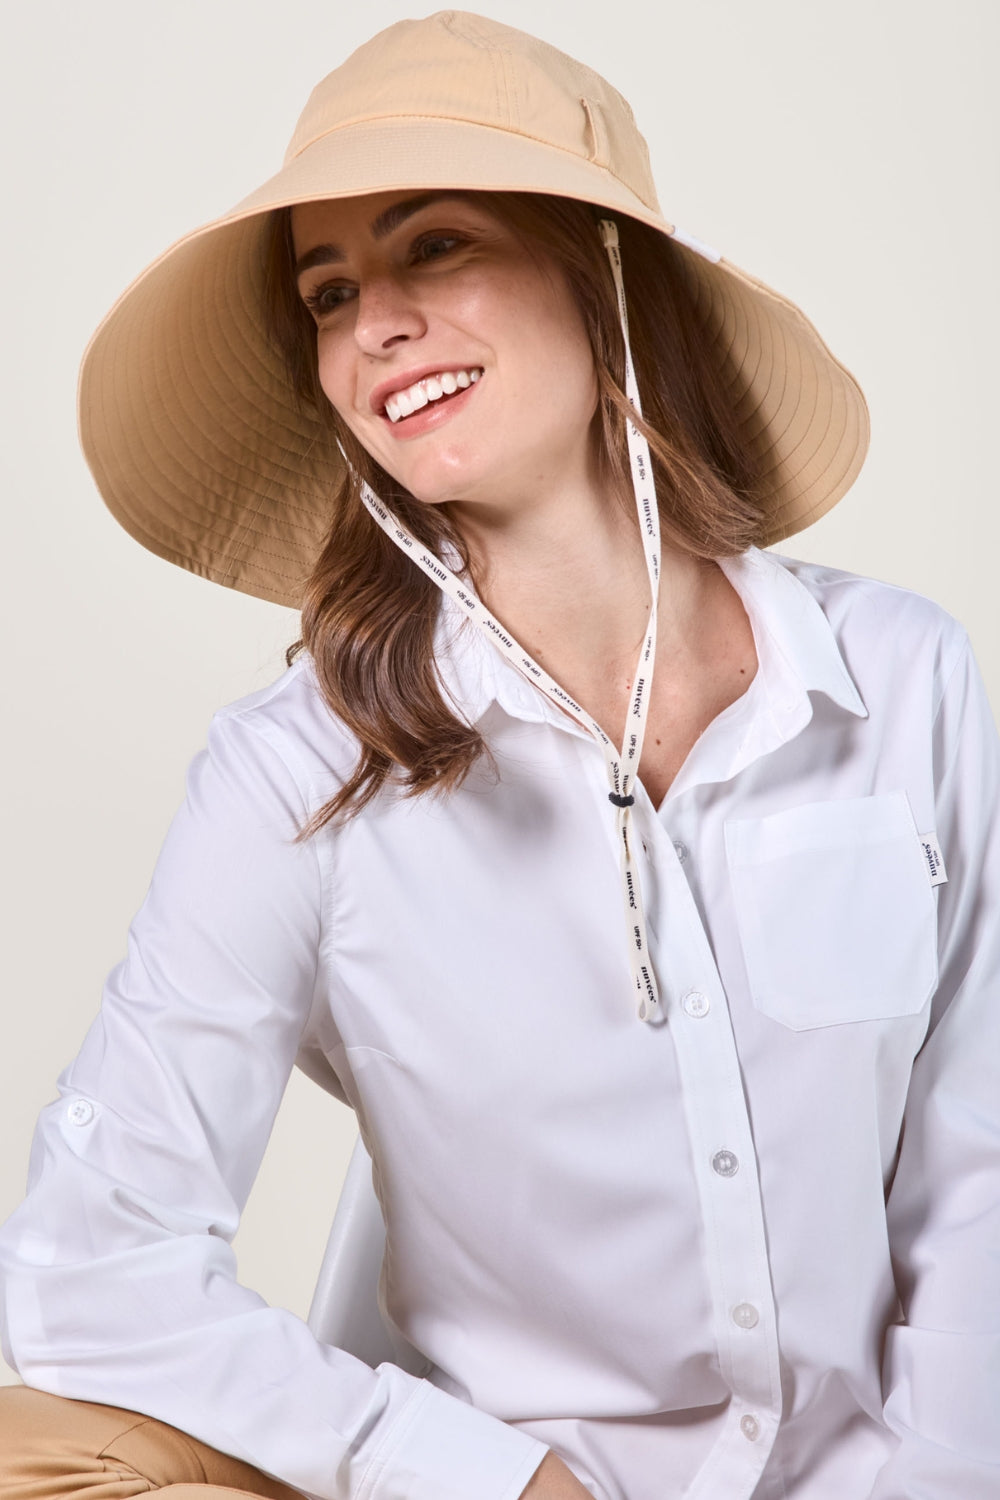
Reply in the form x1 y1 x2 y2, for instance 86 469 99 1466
384 457 492 512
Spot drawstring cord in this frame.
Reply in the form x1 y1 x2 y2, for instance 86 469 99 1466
359 218 663 1024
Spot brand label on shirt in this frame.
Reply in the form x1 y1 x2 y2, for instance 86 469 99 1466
918 831 948 886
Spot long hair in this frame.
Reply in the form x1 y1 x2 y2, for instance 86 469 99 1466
262 192 770 834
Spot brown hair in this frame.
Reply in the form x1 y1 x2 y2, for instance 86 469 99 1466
262 192 770 834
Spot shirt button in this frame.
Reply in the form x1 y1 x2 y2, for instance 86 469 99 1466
712 1149 739 1177
673 840 689 863
732 1302 760 1329
67 1099 95 1127
740 1414 761 1442
682 990 710 1018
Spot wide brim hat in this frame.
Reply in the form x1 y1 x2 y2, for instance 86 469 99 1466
78 9 869 610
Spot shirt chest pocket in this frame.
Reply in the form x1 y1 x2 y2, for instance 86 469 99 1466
724 791 939 1030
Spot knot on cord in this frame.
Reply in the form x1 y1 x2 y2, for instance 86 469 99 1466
608 792 635 808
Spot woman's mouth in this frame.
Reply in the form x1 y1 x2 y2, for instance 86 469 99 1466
383 367 482 424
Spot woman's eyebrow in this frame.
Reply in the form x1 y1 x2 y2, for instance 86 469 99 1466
293 192 464 279
369 192 450 241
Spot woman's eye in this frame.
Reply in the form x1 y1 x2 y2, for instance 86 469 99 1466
412 233 462 263
302 283 355 317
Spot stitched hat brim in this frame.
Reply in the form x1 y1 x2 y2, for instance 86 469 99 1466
78 115 869 608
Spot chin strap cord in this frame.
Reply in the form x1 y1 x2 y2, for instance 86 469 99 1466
359 217 663 1024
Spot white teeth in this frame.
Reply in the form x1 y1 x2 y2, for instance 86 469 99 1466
383 367 483 422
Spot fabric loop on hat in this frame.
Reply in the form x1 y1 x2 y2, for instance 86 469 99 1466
581 98 612 168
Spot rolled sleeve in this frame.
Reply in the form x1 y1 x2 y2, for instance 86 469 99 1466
0 700 548 1500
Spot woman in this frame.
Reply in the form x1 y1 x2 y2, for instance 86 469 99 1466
1 11 997 1500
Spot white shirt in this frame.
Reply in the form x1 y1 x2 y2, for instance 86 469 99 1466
2 547 998 1500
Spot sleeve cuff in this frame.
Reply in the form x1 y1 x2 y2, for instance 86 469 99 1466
357 1373 550 1500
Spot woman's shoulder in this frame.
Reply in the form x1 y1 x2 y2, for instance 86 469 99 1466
204 650 359 797
771 551 970 660
756 550 977 729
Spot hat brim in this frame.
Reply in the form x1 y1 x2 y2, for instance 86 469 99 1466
78 117 868 608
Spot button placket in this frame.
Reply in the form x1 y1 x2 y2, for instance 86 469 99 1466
646 847 783 1488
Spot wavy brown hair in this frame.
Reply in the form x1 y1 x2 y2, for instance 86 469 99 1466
262 192 770 834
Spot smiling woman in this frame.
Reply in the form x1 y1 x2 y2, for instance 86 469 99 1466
2 11 999 1500
294 193 601 508
261 188 768 823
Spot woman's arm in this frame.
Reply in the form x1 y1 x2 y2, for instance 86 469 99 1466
870 637 1000 1496
0 694 548 1500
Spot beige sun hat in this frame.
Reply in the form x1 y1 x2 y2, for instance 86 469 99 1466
78 9 869 610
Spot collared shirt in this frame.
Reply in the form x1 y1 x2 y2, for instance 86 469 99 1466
1 547 998 1500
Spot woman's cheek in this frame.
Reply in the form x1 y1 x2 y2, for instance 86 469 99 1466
315 345 344 415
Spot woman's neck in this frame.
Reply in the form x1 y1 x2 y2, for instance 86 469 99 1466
444 470 757 791
450 475 715 706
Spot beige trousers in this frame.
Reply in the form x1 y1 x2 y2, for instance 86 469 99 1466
0 1386 307 1499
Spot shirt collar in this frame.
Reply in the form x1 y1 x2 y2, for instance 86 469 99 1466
648 545 868 801
434 592 572 730
719 547 867 720
434 546 868 747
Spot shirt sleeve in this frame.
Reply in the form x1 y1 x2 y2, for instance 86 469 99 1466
870 636 1000 1497
0 705 548 1500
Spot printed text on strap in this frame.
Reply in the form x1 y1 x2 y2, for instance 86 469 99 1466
358 218 664 1024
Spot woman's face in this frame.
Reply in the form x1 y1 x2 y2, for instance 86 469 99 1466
290 191 600 513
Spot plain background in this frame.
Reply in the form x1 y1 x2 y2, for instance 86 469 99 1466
1 0 997 1385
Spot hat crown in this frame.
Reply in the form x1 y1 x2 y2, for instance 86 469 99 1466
284 10 658 210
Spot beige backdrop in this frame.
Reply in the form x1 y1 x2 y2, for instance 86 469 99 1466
2 0 997 1384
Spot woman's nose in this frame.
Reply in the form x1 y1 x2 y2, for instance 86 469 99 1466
352 275 427 354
